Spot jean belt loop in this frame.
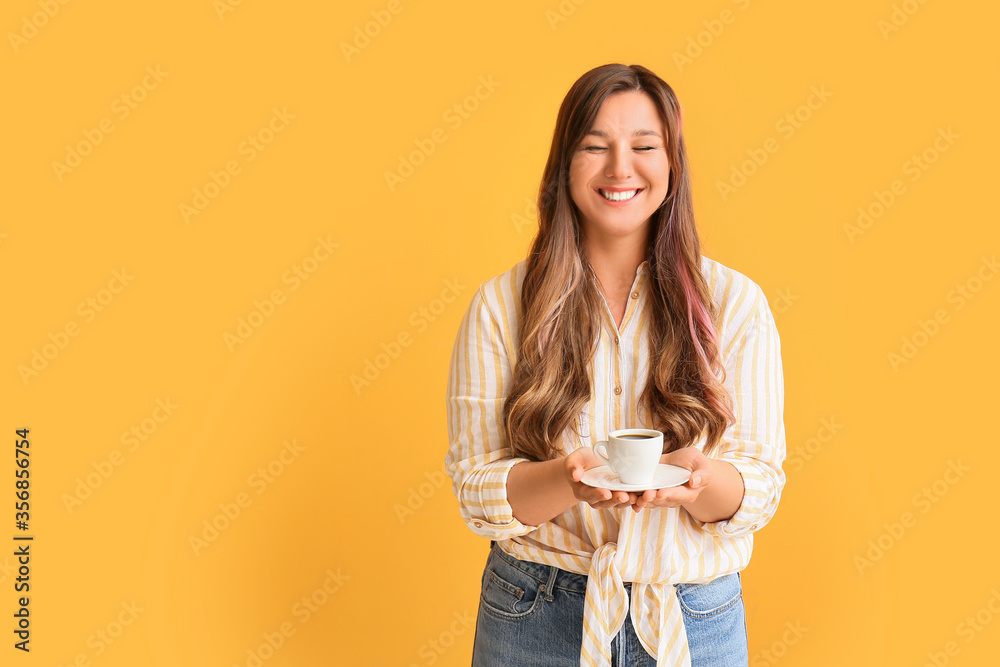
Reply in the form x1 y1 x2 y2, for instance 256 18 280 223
540 563 558 603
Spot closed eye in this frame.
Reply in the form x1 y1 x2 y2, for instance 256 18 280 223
580 145 661 152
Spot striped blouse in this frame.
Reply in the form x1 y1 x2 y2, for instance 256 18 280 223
445 256 785 666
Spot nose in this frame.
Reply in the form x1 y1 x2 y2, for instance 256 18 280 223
604 143 633 181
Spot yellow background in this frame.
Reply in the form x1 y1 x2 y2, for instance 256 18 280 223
3 0 998 665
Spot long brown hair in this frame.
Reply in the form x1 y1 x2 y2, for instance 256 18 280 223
502 63 734 461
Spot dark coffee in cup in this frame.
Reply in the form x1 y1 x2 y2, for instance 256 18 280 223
592 428 664 485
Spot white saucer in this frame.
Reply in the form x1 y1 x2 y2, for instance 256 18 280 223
580 464 691 492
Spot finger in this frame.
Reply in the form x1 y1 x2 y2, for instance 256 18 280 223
595 492 631 509
575 485 605 502
657 487 696 506
570 480 601 503
658 486 678 500
634 489 660 509
593 488 612 502
648 496 683 509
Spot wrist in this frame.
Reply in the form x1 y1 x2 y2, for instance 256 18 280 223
508 456 578 527
681 458 744 523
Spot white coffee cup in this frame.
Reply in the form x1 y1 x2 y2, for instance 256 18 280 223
591 428 663 485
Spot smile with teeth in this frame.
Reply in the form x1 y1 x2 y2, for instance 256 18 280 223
599 188 641 202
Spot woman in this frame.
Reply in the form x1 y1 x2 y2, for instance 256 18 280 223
445 63 785 666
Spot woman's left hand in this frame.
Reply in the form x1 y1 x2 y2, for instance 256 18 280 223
630 447 713 512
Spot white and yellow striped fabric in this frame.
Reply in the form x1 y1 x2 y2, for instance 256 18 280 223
445 257 785 666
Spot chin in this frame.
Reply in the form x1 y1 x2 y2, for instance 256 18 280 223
584 217 652 241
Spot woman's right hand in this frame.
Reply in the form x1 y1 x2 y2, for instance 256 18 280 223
564 448 639 510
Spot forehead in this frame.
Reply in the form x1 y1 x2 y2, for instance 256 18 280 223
588 90 664 134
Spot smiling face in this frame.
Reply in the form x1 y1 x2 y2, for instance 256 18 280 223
568 90 671 249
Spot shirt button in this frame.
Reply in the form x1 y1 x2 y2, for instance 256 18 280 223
614 336 620 345
631 291 640 299
614 386 622 395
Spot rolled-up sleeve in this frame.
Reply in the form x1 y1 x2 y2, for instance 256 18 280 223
701 286 786 539
445 284 536 541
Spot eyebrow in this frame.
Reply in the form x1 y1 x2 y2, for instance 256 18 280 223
584 129 662 138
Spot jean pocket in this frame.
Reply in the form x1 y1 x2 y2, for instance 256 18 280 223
479 551 545 621
675 573 743 619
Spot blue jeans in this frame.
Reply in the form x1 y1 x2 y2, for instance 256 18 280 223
471 542 748 666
